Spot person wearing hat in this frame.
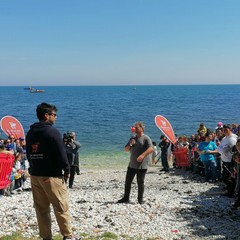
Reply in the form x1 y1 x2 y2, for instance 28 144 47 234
217 124 238 198
159 135 170 173
215 122 223 132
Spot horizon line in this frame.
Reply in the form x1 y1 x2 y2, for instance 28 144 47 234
1 83 240 87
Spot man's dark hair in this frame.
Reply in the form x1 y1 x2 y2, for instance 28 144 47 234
223 124 232 130
36 102 57 121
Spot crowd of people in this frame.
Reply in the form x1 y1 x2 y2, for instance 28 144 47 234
0 132 81 196
1 121 240 207
152 122 240 209
0 135 29 195
0 102 81 240
1 104 240 239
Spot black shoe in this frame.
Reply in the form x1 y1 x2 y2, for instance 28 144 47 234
138 199 144 204
117 197 129 203
160 168 166 172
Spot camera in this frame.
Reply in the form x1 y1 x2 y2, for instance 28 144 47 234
63 132 74 143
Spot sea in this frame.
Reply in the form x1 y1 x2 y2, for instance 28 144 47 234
0 85 240 169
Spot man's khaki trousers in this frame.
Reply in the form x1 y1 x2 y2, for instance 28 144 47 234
30 176 72 239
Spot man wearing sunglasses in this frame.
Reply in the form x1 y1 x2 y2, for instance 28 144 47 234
26 102 77 240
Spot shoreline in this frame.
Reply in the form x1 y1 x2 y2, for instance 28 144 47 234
1 166 240 239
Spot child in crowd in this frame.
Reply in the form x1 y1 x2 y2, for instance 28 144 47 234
13 150 28 191
14 152 23 190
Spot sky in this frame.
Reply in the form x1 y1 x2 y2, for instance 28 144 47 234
0 0 239 86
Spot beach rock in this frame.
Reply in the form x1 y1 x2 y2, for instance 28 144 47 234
0 167 240 239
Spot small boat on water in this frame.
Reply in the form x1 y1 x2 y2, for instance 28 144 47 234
29 87 45 93
23 87 32 90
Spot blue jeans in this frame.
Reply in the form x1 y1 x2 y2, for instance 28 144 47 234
203 160 217 181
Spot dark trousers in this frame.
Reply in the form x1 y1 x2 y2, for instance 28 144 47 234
123 167 147 202
222 161 235 195
161 153 169 171
69 166 77 188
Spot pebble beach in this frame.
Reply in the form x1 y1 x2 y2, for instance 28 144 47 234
1 165 240 240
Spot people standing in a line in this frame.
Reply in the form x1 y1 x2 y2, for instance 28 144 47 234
159 135 170 173
197 133 218 182
26 102 77 240
217 124 238 198
63 132 81 188
118 122 153 204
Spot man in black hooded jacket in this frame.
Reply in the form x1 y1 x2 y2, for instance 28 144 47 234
26 102 77 240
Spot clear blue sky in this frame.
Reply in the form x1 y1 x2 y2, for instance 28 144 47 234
0 0 239 86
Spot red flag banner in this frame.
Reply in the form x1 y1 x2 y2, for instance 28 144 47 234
155 115 177 144
0 116 25 139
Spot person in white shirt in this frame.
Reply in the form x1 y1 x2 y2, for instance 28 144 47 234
218 124 238 197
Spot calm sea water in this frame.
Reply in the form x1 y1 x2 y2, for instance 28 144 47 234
0 85 239 168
